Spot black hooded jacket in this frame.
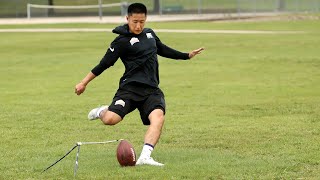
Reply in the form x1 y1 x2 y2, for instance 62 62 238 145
91 24 189 95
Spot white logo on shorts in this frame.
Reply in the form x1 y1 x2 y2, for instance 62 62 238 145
115 99 125 107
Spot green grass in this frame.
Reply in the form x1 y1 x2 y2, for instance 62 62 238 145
0 16 319 32
0 20 320 179
1 0 319 17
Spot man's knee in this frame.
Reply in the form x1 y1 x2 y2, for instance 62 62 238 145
149 109 165 126
101 111 122 125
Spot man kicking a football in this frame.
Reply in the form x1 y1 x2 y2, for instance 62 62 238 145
75 3 204 166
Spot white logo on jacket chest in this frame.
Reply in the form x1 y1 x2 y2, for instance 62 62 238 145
146 33 153 39
130 37 139 45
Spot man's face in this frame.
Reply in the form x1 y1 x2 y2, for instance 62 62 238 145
127 13 146 35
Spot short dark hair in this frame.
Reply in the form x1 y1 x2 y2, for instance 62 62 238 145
127 3 147 16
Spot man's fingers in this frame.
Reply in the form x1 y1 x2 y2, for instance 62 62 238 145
75 87 82 95
76 90 82 96
193 48 204 55
195 50 202 54
189 47 205 59
195 47 204 53
75 83 86 95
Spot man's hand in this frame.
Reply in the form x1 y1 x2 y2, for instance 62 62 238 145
189 47 204 59
74 72 96 96
75 82 86 95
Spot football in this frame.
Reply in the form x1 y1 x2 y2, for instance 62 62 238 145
116 140 136 166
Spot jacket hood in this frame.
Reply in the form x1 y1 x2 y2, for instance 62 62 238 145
112 24 131 35
112 24 151 36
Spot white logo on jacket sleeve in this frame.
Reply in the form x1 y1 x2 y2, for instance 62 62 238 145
146 33 153 39
109 47 114 52
115 99 125 107
130 37 139 45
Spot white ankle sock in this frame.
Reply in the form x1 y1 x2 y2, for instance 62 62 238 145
140 143 154 158
97 106 108 118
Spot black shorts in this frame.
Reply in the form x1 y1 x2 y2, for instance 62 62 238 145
108 88 166 125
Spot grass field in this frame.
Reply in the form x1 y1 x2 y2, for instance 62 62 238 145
2 0 319 17
0 18 320 179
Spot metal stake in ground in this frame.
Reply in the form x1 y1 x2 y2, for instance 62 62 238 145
74 144 81 176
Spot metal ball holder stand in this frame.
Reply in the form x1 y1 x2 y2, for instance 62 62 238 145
42 139 123 176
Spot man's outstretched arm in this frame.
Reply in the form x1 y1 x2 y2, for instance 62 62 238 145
155 33 204 60
157 42 204 60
